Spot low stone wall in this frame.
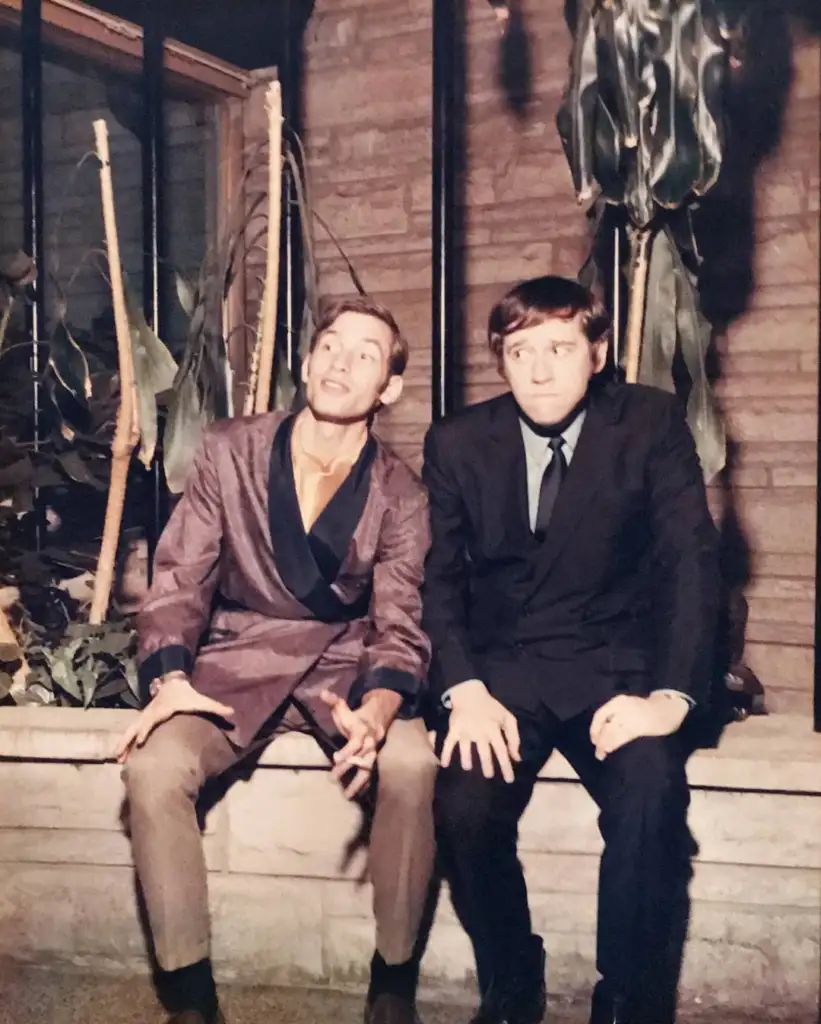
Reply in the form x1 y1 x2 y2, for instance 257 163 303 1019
0 708 820 1015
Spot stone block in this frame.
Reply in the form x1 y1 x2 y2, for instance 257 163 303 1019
0 762 126 832
754 226 819 288
725 305 818 352
690 789 821 869
335 122 431 169
465 241 555 288
718 371 816 400
0 863 146 965
225 769 367 878
210 874 324 983
756 169 807 218
725 400 816 444
306 10 360 51
681 901 820 1010
304 63 430 130
495 153 576 203
744 642 813 694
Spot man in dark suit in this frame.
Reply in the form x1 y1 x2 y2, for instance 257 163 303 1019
422 276 720 1024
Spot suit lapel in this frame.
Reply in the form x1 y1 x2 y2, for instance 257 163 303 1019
529 382 622 586
486 393 534 547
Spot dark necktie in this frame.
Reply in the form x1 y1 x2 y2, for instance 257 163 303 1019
534 436 566 538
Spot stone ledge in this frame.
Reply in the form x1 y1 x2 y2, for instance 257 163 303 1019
1 707 820 795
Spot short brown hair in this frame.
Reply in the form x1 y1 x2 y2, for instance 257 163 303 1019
310 295 408 376
488 275 610 361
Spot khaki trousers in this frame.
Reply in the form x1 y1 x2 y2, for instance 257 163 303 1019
122 714 437 972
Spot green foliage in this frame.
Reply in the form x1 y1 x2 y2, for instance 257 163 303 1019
558 0 731 481
1 595 139 709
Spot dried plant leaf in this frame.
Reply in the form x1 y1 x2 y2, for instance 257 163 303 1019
124 287 178 469
163 375 207 495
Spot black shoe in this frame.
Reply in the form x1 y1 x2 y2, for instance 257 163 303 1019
364 992 423 1024
589 982 630 1024
167 1011 225 1024
470 974 546 1024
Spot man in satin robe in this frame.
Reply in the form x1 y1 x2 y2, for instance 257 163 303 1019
115 296 437 1024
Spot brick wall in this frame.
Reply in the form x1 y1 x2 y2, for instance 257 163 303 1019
0 36 214 346
298 0 821 713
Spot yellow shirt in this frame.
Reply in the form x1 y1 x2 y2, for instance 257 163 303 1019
290 416 366 533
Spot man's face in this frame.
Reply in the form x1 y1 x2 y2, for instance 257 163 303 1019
302 310 403 423
501 313 607 425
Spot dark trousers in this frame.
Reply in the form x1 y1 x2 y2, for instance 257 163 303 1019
434 701 693 1022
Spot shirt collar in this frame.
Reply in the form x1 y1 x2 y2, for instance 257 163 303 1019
519 407 586 459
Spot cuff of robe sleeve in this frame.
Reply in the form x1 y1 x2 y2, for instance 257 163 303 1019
348 666 423 719
137 645 193 705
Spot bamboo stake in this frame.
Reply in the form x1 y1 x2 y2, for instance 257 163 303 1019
252 81 283 415
623 226 654 384
0 588 29 696
90 119 141 625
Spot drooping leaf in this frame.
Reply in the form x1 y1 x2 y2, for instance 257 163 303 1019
48 320 92 437
556 0 600 205
56 450 108 491
0 456 33 491
163 374 207 495
175 271 197 319
123 657 140 699
125 287 179 469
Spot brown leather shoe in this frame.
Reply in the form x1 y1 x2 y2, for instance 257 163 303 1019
364 992 423 1024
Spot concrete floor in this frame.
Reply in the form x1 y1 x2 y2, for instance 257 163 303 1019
0 963 815 1024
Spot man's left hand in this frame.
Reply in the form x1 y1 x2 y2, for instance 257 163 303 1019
590 692 690 761
320 688 401 799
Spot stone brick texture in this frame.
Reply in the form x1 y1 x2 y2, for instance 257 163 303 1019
272 0 820 716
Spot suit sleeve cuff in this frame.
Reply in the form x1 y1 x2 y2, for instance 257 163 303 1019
137 645 193 705
442 678 485 709
653 688 696 708
348 667 422 718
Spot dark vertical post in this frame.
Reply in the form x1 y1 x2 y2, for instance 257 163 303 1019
432 0 465 421
21 0 44 549
142 2 167 580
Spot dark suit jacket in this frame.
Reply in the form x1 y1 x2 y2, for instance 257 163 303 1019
137 412 431 748
421 382 720 721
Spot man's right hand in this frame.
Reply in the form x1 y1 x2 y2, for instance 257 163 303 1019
114 673 234 763
440 680 521 783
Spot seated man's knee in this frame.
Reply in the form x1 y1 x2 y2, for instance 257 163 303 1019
122 729 204 813
377 721 438 805
602 736 689 816
433 765 503 845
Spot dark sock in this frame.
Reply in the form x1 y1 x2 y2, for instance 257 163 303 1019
367 951 419 1003
161 957 219 1021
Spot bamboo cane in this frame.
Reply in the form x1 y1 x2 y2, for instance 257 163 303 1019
0 588 29 696
623 226 654 384
252 81 284 415
90 119 141 625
